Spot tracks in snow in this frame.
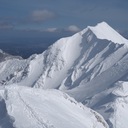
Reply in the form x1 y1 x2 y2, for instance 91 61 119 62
17 91 54 128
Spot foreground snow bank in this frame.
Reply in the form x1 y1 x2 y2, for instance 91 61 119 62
0 86 108 128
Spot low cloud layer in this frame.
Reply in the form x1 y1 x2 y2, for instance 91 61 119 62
21 25 81 34
31 10 56 22
45 28 58 32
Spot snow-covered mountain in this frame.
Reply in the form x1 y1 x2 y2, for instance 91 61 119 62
0 21 128 128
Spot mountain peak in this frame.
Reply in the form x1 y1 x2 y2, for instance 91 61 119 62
87 21 128 45
92 21 109 27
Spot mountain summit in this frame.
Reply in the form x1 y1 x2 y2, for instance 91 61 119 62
87 22 128 45
0 22 128 128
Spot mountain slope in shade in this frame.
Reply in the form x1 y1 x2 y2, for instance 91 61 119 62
0 22 128 128
0 86 108 128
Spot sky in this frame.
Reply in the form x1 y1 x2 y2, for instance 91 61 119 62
0 0 128 44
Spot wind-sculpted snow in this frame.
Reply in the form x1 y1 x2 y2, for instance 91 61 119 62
0 22 128 128
0 86 108 128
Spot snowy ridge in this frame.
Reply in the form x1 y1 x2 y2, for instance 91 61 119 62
0 22 128 128
0 86 108 128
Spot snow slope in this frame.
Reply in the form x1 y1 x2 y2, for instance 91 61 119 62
0 21 128 128
85 81 128 128
0 86 108 128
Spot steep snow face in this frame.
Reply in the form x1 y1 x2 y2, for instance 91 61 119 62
67 52 128 101
30 33 83 89
0 86 108 128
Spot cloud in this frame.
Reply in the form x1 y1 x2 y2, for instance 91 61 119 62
45 27 57 32
31 10 56 22
0 21 14 30
66 25 81 32
44 25 81 34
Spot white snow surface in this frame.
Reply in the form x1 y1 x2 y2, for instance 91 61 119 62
88 22 128 45
0 86 108 128
0 21 128 128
